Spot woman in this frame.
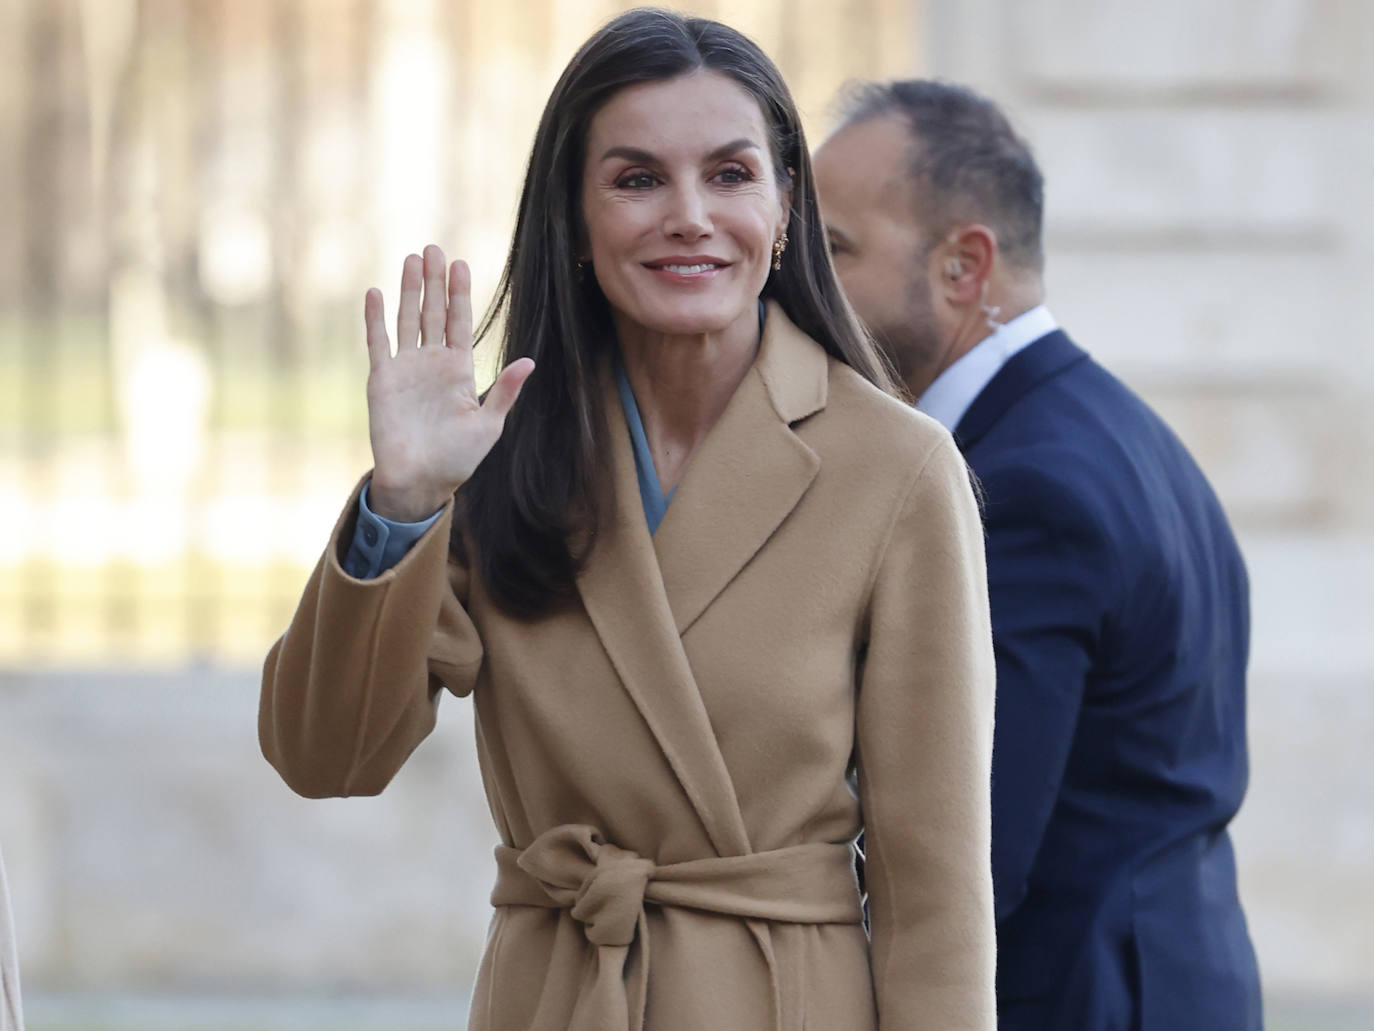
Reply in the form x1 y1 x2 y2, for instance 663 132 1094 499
260 9 995 1030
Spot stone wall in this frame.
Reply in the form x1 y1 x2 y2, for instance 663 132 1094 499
1 670 493 994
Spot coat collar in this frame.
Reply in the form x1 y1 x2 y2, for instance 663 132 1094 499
574 301 827 858
752 299 830 423
652 301 825 634
952 329 1087 451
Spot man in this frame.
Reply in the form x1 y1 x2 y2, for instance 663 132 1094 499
815 81 1262 1030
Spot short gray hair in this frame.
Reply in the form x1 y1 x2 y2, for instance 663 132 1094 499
836 79 1045 271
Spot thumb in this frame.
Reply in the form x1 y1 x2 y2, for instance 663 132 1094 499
481 357 536 423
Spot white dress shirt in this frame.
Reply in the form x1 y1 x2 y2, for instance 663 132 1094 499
916 305 1059 433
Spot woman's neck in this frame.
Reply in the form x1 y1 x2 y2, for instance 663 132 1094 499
615 308 761 494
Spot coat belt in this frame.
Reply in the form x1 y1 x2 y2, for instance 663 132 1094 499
491 824 864 1031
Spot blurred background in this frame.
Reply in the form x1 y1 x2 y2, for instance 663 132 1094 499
1 0 1371 1028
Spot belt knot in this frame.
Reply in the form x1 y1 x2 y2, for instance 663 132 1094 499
516 824 656 947
492 825 864 1031
570 844 654 946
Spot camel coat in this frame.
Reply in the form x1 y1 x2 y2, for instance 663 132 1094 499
260 304 996 1030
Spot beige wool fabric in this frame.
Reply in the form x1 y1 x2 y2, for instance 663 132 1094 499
260 304 997 1030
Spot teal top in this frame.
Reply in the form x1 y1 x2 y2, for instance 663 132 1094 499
614 360 675 535
613 300 766 536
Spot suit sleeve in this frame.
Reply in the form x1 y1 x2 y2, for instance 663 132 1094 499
976 459 1118 920
858 434 997 1031
259 475 486 798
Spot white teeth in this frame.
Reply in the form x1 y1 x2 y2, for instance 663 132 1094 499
658 263 718 274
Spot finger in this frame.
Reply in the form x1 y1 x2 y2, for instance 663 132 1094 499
420 244 447 347
364 288 390 365
396 252 423 349
481 357 536 424
446 259 474 350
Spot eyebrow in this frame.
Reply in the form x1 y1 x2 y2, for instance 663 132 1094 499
598 138 761 164
825 225 854 248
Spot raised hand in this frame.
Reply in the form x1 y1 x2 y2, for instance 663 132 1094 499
364 245 534 522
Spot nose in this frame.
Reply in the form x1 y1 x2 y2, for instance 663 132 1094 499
662 181 712 241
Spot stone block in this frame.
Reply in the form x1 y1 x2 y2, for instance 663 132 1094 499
0 727 61 978
1 671 497 994
925 0 1021 92
1025 109 1343 239
1123 389 1345 528
1043 251 1358 382
1240 531 1374 681
1233 668 1374 995
1010 0 1347 96
1334 406 1374 526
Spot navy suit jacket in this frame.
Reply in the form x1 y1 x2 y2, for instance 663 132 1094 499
954 331 1262 1030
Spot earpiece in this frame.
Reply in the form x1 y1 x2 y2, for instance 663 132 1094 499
945 258 963 280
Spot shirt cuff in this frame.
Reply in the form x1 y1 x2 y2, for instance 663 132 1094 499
341 482 445 579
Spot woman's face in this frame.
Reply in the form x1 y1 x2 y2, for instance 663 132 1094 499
581 70 792 340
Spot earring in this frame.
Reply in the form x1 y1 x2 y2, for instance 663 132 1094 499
575 257 587 282
772 233 788 271
982 304 1002 331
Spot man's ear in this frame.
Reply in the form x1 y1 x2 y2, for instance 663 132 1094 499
938 224 998 304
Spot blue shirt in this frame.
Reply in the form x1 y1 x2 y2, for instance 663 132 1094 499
916 305 1057 432
342 483 443 579
614 358 674 535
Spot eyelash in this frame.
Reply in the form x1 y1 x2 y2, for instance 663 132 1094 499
715 165 755 185
615 164 757 190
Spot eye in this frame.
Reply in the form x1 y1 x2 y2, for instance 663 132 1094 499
714 164 755 185
615 171 659 190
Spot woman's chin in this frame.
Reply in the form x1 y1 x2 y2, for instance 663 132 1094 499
615 296 758 339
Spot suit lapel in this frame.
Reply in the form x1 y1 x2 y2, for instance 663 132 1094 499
652 303 826 635
954 330 1087 451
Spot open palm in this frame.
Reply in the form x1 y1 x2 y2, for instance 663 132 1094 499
364 245 534 522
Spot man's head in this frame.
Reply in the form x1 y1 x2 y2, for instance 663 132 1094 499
814 80 1045 398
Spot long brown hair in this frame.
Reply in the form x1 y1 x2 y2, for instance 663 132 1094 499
460 7 895 618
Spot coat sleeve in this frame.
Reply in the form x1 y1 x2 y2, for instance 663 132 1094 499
976 459 1118 920
259 475 486 798
857 433 997 1031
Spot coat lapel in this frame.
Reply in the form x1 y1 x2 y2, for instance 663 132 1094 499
573 304 828 860
652 303 825 635
575 360 754 859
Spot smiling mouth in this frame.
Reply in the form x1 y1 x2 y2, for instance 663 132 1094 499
645 262 727 274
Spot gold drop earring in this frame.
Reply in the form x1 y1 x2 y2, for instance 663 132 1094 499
771 233 788 271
